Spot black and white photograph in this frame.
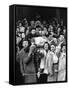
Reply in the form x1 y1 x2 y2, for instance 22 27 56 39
9 4 67 85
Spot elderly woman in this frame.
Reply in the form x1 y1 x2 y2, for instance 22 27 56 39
58 43 66 81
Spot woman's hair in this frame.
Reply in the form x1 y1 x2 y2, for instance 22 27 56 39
44 42 50 50
61 43 66 50
50 42 56 51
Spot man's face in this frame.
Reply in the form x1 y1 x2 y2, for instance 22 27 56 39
51 45 56 52
23 41 28 48
30 21 35 27
42 31 45 36
44 43 48 50
44 27 48 34
25 21 28 27
31 29 36 35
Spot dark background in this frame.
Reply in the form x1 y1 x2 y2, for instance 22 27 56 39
16 5 67 25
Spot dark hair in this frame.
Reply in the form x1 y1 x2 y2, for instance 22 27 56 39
44 42 50 50
61 43 66 50
50 41 57 47
22 40 30 53
50 42 56 51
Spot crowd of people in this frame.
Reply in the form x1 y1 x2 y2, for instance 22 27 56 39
16 15 66 84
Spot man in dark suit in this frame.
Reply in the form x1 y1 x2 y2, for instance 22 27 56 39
17 40 37 84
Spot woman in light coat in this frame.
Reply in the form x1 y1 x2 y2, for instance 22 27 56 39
58 43 66 81
37 42 53 83
47 43 58 82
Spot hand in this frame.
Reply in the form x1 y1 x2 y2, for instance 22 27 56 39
29 45 36 55
37 72 40 78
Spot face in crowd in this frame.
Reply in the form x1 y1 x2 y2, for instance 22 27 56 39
43 20 46 25
59 35 64 42
30 21 35 27
44 42 49 51
31 29 36 35
19 23 22 27
22 41 28 48
51 44 56 52
36 28 39 34
16 28 20 32
62 45 66 53
22 33 25 39
63 28 66 35
24 20 28 27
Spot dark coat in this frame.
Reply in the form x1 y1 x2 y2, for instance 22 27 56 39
17 48 37 84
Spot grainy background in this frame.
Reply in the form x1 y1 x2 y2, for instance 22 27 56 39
0 0 69 89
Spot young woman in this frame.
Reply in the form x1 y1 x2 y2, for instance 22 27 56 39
58 43 66 81
37 42 53 83
48 43 58 82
